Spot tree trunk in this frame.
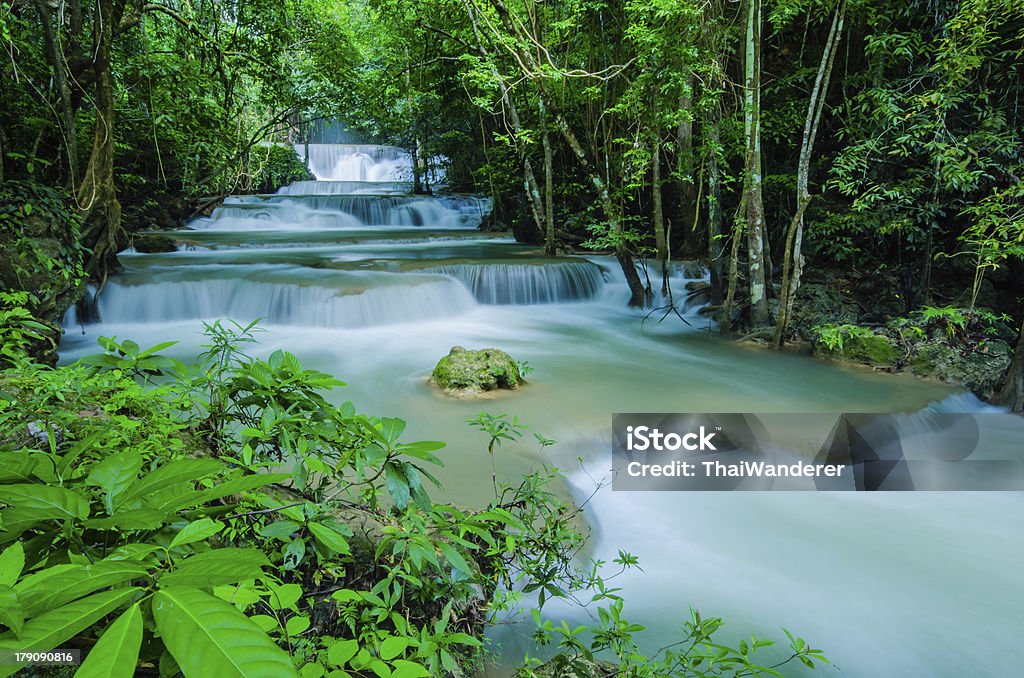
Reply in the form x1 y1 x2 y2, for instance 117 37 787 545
676 76 696 254
707 102 724 305
540 98 556 256
77 0 122 279
774 0 845 347
35 0 78 188
744 0 769 326
1000 323 1024 413
653 137 669 293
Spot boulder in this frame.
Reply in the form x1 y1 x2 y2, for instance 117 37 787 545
132 234 178 253
431 346 524 397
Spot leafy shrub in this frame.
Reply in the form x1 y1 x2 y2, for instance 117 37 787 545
248 145 315 194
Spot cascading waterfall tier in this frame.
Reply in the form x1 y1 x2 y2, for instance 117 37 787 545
200 195 491 230
80 269 477 328
428 261 606 304
298 144 412 182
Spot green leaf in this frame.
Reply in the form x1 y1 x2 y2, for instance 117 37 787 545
87 451 143 508
116 459 222 509
308 522 350 556
390 660 429 678
260 521 299 540
378 418 406 444
0 484 89 520
0 585 23 638
285 615 310 636
159 473 290 513
0 588 140 678
0 544 24 586
85 509 167 531
395 441 445 466
379 636 408 661
437 543 473 578
0 452 38 483
265 583 302 611
384 464 410 510
169 518 224 550
74 603 142 678
160 549 269 588
152 587 297 677
327 639 358 667
16 561 148 618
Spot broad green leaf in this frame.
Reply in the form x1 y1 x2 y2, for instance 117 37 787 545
159 473 290 513
16 561 148 618
285 615 310 636
0 452 37 483
105 544 161 562
395 441 445 466
74 603 142 678
213 585 262 611
0 585 23 638
390 660 429 678
152 587 297 677
85 508 167 531
327 639 358 667
169 518 224 550
379 636 408 661
0 543 24 586
384 464 410 509
265 583 302 611
378 418 406 444
0 588 140 678
0 485 89 520
437 543 472 578
249 615 278 632
308 522 350 555
116 459 222 509
160 549 269 588
260 520 299 540
86 451 143 509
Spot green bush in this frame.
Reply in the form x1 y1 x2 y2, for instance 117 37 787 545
248 145 315 194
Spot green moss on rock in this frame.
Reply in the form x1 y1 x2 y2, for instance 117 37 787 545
431 346 524 397
842 332 899 364
909 338 1011 396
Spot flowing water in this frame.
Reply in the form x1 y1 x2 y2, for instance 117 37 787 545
61 145 1024 677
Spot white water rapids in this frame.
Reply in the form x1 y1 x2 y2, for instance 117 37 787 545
60 144 1024 677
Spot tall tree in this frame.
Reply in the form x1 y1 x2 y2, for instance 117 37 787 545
742 0 769 326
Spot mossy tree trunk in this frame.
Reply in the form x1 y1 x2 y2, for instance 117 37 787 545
76 0 124 280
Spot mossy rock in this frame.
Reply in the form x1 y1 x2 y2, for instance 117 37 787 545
132 234 178 253
909 338 1011 395
431 346 524 397
842 332 899 365
814 330 898 366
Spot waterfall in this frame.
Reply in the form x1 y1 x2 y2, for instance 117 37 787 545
277 180 413 195
87 272 477 328
197 196 491 230
430 262 605 304
299 144 413 182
